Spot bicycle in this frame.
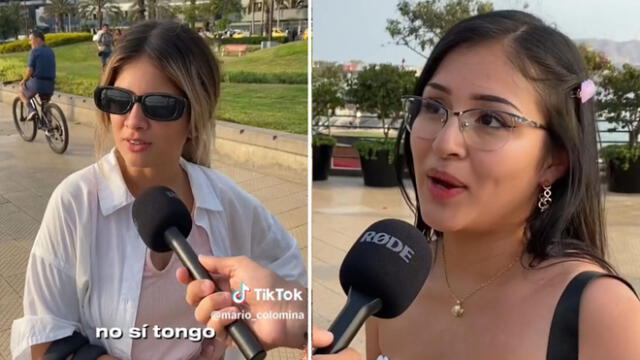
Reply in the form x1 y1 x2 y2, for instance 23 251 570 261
12 93 69 154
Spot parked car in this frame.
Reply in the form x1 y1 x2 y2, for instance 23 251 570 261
272 28 286 37
231 30 251 38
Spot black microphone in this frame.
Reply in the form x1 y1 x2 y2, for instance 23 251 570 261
314 219 432 354
132 186 266 360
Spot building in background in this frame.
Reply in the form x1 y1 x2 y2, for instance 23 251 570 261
232 0 307 36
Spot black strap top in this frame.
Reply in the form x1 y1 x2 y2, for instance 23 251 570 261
546 271 639 360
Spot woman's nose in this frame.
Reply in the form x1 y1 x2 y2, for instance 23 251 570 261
124 102 149 130
430 115 468 159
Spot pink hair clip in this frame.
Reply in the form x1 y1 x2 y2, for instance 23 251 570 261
577 79 596 103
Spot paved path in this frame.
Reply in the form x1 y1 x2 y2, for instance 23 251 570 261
312 175 640 356
0 101 306 360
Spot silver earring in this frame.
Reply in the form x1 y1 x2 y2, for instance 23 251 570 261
538 184 552 213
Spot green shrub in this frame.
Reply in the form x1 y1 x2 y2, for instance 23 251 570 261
600 144 640 171
221 36 287 45
312 134 337 147
0 33 92 54
223 71 306 84
46 33 93 48
354 138 397 164
0 58 23 83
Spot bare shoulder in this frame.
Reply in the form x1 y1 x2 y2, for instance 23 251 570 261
530 258 640 357
579 273 640 359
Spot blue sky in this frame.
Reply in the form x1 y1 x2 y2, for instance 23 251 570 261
312 0 640 67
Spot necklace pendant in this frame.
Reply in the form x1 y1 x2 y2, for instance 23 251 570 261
451 301 464 317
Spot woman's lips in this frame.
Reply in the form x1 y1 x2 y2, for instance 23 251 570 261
124 138 151 153
427 177 466 200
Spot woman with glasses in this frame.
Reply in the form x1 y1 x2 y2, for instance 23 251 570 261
11 21 306 360
314 10 640 360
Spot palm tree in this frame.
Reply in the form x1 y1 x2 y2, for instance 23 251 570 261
130 0 174 20
134 0 145 21
44 0 74 32
247 0 256 35
266 0 273 40
275 0 285 29
260 0 265 35
78 0 122 28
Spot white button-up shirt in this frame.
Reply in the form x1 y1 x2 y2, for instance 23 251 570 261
11 149 307 359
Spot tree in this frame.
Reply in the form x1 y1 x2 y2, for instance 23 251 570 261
44 0 74 32
179 2 199 29
0 2 21 40
598 64 640 149
266 0 274 40
347 64 416 142
78 0 123 28
577 43 614 80
130 0 175 21
201 0 242 32
312 63 346 133
247 0 256 35
274 0 286 29
386 0 493 59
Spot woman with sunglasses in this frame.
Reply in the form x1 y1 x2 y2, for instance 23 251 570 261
11 21 306 360
312 10 639 360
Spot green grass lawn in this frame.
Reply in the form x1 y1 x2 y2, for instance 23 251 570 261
218 83 307 134
0 41 102 82
219 40 307 74
0 41 307 134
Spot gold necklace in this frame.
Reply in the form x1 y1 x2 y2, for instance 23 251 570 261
442 240 519 318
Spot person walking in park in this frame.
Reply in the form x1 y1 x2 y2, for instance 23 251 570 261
96 24 114 69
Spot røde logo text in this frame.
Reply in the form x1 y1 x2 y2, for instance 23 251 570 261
359 231 415 263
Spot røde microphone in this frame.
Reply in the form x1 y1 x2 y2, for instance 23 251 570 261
314 219 432 354
132 186 266 360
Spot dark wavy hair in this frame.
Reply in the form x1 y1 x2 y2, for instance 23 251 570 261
396 10 614 273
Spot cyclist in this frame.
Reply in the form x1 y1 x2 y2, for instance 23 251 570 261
18 30 56 124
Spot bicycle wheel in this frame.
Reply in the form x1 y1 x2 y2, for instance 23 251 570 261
12 97 37 141
43 103 69 154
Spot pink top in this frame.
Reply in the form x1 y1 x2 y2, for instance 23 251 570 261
131 224 217 359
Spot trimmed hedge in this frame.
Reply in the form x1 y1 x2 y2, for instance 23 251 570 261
0 58 23 83
0 33 92 54
223 71 306 84
221 36 287 45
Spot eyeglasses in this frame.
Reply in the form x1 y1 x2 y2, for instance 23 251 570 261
402 96 547 151
94 86 189 122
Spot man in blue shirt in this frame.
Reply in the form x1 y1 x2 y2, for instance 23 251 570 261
18 30 56 121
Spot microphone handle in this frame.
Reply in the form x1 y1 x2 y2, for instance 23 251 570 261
314 287 383 354
165 227 267 360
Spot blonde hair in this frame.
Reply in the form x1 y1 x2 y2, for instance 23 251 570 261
95 21 221 167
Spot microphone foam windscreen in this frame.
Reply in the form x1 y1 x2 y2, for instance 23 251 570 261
132 186 193 252
339 219 432 318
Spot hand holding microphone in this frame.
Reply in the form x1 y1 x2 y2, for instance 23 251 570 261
314 219 432 354
306 327 361 360
176 255 308 350
132 186 267 360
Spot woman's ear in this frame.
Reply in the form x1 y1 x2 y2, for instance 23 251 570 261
540 147 568 185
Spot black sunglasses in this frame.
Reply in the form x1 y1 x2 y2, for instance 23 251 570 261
94 86 189 122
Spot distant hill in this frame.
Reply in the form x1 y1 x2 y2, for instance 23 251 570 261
577 38 640 67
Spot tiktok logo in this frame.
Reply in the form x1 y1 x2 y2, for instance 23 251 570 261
232 282 251 304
